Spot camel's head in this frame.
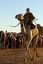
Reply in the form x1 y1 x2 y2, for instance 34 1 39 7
15 14 24 21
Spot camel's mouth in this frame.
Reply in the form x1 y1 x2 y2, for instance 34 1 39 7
15 14 24 21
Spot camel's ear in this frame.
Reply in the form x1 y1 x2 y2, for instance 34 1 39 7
15 15 17 18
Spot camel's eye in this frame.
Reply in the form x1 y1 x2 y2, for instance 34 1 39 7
17 16 18 19
21 24 23 27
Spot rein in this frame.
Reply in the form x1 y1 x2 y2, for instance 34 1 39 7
10 22 20 27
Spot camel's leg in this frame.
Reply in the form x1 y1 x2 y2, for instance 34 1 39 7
24 40 32 63
24 30 32 63
35 34 39 58
32 34 39 60
32 45 39 61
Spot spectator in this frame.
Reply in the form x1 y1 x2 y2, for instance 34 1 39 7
8 34 12 48
13 35 16 48
16 34 19 48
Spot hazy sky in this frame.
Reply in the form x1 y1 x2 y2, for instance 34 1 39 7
0 0 43 33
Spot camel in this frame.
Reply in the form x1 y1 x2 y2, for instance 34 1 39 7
15 14 39 63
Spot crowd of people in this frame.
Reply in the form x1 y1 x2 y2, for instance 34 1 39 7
0 31 25 48
0 30 43 49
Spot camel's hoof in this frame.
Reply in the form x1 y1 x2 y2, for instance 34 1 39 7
24 59 25 62
37 56 39 58
27 57 28 59
36 55 39 58
24 59 27 63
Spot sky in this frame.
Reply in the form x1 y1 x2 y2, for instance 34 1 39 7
0 0 43 33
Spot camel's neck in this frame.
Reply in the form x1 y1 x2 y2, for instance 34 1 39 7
20 21 32 37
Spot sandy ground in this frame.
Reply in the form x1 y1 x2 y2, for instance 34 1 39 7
0 48 43 64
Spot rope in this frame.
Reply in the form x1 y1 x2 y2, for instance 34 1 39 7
10 22 20 27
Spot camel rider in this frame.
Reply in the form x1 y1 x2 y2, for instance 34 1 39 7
23 8 36 29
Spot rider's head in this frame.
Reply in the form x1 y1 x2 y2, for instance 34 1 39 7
26 8 30 13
